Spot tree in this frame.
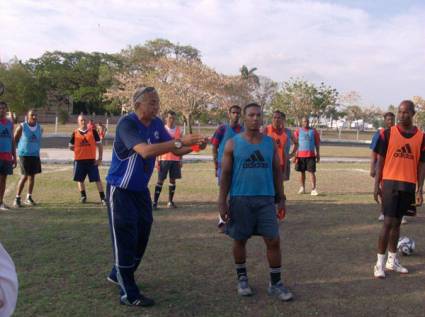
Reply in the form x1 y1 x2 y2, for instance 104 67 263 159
413 96 425 129
270 79 338 125
106 57 225 132
240 65 259 86
26 51 121 114
0 59 45 114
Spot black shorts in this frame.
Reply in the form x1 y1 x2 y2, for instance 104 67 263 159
158 161 182 181
295 157 316 173
0 159 13 175
382 183 416 218
19 156 42 175
73 160 100 182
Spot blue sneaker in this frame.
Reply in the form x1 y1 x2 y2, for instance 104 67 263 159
268 281 293 301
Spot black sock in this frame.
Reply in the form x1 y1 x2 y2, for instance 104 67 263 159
80 190 87 198
99 192 105 200
236 262 247 280
154 184 162 204
168 184 176 202
270 267 281 285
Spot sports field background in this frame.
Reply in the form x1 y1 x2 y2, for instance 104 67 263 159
1 160 425 316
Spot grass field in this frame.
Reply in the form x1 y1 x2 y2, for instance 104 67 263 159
1 162 425 316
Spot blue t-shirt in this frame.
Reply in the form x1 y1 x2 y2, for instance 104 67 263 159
106 113 172 191
370 129 380 150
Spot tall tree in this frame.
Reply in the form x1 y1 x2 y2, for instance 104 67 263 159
106 57 225 132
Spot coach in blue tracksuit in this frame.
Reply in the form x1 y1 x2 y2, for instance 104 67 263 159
105 87 206 307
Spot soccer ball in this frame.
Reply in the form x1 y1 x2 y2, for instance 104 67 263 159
397 236 415 256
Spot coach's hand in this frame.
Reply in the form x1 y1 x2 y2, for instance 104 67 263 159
95 159 102 166
373 185 382 204
218 200 229 222
316 154 320 163
12 157 17 168
182 134 205 146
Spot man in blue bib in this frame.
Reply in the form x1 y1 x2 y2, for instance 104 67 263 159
105 87 206 307
212 105 243 231
0 101 16 211
219 103 293 302
13 109 43 207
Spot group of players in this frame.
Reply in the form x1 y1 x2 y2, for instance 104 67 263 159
0 89 422 310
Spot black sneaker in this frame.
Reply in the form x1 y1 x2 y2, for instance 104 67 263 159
167 202 177 209
80 196 87 203
14 197 22 208
24 196 36 206
120 294 155 307
152 203 158 210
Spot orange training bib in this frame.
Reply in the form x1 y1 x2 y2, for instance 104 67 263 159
382 126 422 184
74 129 97 160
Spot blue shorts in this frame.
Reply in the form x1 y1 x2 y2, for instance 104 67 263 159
0 159 13 175
226 196 279 240
73 160 100 182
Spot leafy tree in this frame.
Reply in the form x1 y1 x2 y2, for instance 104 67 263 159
106 57 225 132
271 79 338 125
413 96 425 129
0 59 45 114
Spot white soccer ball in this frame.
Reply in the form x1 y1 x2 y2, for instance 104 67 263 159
397 236 415 256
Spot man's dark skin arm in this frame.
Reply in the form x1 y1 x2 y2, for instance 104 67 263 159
373 154 385 204
272 142 285 209
212 143 219 174
14 124 22 145
218 140 234 222
416 161 425 206
289 133 298 158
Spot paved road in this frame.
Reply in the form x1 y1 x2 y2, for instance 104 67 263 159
41 134 372 148
40 148 369 165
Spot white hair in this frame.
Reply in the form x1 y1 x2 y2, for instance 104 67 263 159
132 87 157 106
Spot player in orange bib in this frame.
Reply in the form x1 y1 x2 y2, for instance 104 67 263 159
153 111 183 209
69 114 106 205
264 111 290 221
372 100 425 278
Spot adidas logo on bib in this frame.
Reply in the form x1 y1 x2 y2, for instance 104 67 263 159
243 150 268 168
394 144 414 159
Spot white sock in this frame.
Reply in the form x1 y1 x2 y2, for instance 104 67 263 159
376 253 386 266
387 251 397 263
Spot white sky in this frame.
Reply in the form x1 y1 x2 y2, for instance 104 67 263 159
0 0 424 107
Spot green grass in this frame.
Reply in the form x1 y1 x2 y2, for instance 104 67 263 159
2 162 425 316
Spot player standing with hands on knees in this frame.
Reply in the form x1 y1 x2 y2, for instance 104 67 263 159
105 87 206 307
373 100 425 278
219 103 293 301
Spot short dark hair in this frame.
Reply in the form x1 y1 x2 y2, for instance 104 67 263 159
166 110 176 116
243 103 261 114
272 110 284 118
228 105 241 113
0 101 8 108
383 112 395 119
399 100 415 114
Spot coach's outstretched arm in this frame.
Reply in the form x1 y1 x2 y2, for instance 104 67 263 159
132 134 206 159
218 139 234 223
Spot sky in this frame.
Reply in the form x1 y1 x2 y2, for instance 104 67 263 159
0 0 424 107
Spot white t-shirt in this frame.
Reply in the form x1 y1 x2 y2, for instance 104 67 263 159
0 243 18 317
